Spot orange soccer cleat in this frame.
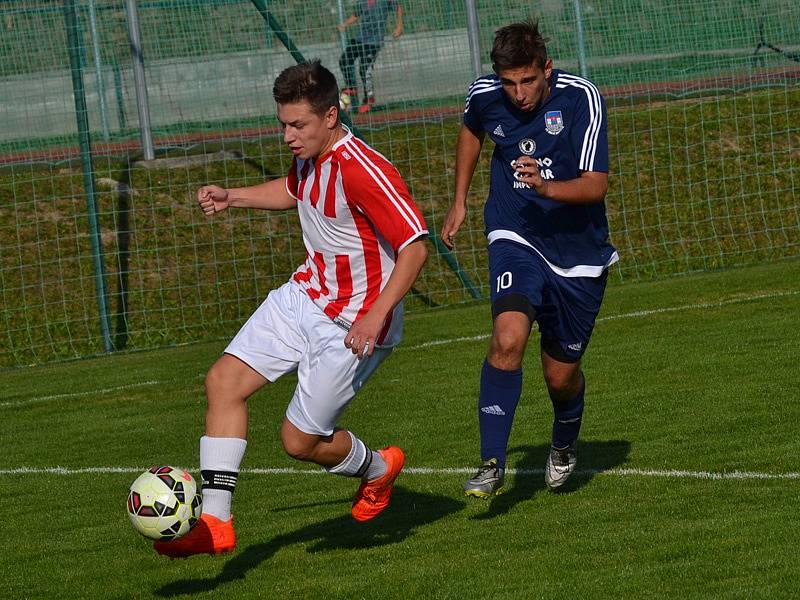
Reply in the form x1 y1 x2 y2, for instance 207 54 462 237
357 96 376 114
351 446 405 522
153 513 236 558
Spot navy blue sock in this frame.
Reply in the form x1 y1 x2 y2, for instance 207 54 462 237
550 380 585 449
478 359 523 469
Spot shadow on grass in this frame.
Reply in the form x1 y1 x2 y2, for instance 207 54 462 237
472 439 631 520
154 486 463 597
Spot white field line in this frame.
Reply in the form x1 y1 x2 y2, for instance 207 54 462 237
0 380 162 408
405 288 800 350
5 287 798 408
1 465 799 481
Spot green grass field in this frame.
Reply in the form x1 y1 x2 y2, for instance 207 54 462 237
2 258 799 598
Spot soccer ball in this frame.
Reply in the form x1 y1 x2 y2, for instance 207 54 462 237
339 90 352 112
127 465 202 541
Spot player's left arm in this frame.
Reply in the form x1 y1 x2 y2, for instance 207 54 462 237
345 238 427 358
341 153 428 358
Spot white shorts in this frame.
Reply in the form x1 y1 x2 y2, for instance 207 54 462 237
224 281 392 436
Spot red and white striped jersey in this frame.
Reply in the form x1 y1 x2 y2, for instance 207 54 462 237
285 127 428 347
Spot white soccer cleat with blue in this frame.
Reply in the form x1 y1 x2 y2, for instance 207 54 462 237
545 442 577 490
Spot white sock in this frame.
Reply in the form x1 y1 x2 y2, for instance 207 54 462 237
327 431 387 481
363 450 387 481
199 436 247 521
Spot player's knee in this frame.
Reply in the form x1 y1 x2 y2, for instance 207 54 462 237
488 327 527 369
280 432 317 462
543 367 581 400
204 361 244 409
204 362 225 395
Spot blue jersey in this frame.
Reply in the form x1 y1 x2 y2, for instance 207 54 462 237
463 69 618 278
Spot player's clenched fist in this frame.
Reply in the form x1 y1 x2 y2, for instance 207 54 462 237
197 185 230 216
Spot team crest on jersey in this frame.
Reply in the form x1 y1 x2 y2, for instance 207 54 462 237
545 111 564 135
518 138 536 155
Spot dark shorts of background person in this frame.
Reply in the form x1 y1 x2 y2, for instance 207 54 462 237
488 240 608 363
338 39 381 95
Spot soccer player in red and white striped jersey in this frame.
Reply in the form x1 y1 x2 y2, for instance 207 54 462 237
155 61 428 558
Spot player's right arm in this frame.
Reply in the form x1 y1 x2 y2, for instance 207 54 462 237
197 178 296 216
440 124 484 249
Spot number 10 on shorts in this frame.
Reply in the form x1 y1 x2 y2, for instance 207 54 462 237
496 271 512 292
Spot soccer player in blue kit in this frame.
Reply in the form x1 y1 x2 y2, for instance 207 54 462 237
441 20 618 496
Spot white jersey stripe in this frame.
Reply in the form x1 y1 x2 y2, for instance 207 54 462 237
466 83 502 98
467 81 500 95
557 75 602 165
469 76 498 87
465 84 502 112
488 229 619 277
557 78 600 169
570 83 602 171
556 74 603 170
344 140 426 234
467 79 499 98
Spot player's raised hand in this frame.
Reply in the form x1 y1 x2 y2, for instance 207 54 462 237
197 185 230 216
513 157 548 195
440 201 467 250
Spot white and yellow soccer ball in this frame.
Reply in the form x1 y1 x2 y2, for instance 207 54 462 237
339 90 352 112
126 466 202 541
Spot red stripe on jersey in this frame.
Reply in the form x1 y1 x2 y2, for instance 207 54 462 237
346 138 426 232
323 254 353 321
297 161 311 201
306 252 328 300
309 159 323 208
292 264 313 284
349 207 383 321
313 251 329 297
287 159 299 198
323 160 339 218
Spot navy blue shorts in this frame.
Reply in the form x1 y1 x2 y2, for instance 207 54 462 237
488 241 608 363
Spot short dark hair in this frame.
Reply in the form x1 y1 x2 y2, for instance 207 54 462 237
272 60 340 118
491 20 549 73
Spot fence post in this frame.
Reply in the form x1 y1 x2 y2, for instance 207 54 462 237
465 0 482 78
336 0 347 50
63 0 113 353
573 0 588 77
87 0 110 140
124 0 154 160
113 59 127 130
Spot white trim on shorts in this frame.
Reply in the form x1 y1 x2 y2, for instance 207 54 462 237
488 229 619 278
